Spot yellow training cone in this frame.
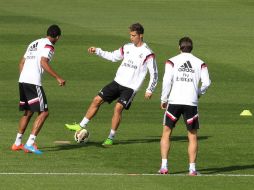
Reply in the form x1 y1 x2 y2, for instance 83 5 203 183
240 110 252 116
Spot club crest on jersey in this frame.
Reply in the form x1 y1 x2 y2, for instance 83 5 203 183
178 61 194 73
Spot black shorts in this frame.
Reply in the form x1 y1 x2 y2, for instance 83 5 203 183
19 83 48 112
163 104 199 130
98 81 136 110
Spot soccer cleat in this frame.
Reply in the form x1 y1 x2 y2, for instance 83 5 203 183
102 138 113 147
158 167 168 174
24 144 42 155
23 143 38 153
11 144 24 151
65 123 82 131
189 170 198 176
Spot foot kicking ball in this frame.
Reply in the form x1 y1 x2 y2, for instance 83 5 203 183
74 129 90 143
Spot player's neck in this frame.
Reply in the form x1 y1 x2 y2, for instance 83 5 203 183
135 41 144 47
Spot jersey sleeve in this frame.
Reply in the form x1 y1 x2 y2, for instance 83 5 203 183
198 63 211 95
161 60 174 103
41 44 55 61
145 54 158 93
95 47 124 62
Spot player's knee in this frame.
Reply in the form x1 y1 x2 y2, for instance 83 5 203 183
93 96 103 105
115 103 124 113
41 111 49 118
24 110 34 117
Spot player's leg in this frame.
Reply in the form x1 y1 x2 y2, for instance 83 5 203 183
159 104 180 174
19 110 34 133
12 110 34 151
102 102 124 147
102 85 135 147
159 125 173 174
183 105 199 175
85 95 104 120
65 95 104 131
31 111 49 136
188 129 198 175
23 85 48 154
12 83 34 151
112 102 124 130
65 81 122 131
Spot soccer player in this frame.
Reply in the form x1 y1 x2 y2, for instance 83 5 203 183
158 37 211 175
11 25 65 154
65 23 158 147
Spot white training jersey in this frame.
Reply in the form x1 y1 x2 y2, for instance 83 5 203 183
161 52 211 106
95 42 158 92
19 38 55 86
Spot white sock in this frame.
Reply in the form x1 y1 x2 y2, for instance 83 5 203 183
189 163 196 172
80 117 90 128
161 159 168 169
14 133 23 146
26 134 36 146
108 129 116 139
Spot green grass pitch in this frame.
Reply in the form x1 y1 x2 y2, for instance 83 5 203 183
0 0 253 189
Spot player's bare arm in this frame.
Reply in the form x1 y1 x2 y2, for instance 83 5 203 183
88 47 96 54
40 57 65 86
19 57 26 73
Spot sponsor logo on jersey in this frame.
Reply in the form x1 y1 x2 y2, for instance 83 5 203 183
178 61 194 73
122 59 137 69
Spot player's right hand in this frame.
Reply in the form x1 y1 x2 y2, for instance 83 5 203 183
57 77 66 86
88 47 96 54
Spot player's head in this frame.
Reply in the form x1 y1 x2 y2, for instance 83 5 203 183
129 23 144 35
129 23 144 46
179 37 193 53
47 25 61 43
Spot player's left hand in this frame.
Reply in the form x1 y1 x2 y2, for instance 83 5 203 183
161 102 167 110
144 92 152 99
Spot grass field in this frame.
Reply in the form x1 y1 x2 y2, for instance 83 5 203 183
0 0 254 189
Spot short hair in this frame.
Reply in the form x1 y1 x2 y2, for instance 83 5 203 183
47 25 61 38
129 23 144 35
179 37 193 53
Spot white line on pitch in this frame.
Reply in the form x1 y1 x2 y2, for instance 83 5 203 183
0 173 253 177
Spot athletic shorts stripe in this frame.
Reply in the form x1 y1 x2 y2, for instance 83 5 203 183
187 114 199 125
166 111 177 121
125 91 136 109
36 85 44 111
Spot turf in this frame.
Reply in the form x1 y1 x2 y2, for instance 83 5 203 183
0 0 254 189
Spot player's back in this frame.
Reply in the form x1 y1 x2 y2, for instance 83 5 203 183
19 38 54 86
168 53 204 106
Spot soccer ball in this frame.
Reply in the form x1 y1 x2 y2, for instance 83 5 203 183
74 129 90 143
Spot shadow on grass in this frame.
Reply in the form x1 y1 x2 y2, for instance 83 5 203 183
119 135 210 145
173 165 254 174
41 135 210 152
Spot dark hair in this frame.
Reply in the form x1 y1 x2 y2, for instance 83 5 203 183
129 23 144 35
179 37 193 53
47 24 61 38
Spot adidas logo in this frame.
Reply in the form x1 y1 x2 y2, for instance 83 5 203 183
29 42 38 51
178 61 194 73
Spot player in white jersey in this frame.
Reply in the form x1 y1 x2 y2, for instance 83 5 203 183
158 37 211 175
11 25 65 154
65 23 158 146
